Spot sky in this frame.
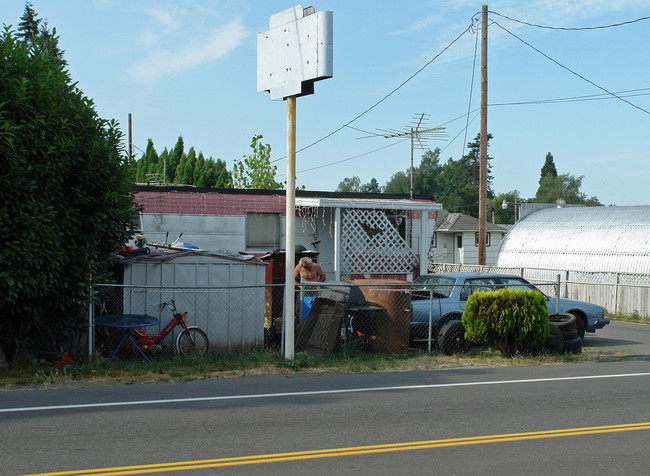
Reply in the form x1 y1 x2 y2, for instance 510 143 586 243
2 0 649 206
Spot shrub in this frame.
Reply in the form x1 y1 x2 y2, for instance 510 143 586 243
462 289 549 357
0 27 137 365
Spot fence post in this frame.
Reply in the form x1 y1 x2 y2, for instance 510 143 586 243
614 272 619 315
564 270 569 298
556 274 561 314
428 287 434 354
88 284 94 362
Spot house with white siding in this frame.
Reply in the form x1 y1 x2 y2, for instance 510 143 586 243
428 210 507 266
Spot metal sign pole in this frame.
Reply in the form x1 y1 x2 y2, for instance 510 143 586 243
258 5 333 361
284 96 297 360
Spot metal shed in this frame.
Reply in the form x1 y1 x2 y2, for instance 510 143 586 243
496 206 650 274
119 250 267 352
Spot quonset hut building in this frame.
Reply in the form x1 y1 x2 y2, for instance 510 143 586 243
496 205 650 317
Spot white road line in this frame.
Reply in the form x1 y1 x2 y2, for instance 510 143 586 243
2 372 649 414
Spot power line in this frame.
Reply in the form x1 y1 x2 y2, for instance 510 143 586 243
492 21 650 116
277 138 409 177
490 88 650 107
463 22 480 159
287 83 650 176
271 23 474 164
488 11 650 31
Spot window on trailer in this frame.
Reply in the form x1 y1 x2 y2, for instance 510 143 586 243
246 212 280 250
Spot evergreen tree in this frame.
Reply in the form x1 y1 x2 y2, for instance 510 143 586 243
210 157 232 188
539 152 558 184
175 146 197 185
414 148 442 198
17 2 66 66
361 178 382 193
166 136 183 184
462 133 493 190
535 173 601 205
534 154 601 205
135 139 159 183
193 153 206 187
17 2 40 45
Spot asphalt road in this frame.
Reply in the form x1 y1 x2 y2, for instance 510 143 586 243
2 322 649 475
582 320 650 356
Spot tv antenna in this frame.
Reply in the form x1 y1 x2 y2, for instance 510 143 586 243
357 113 446 198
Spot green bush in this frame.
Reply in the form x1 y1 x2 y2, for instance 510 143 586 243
462 289 549 357
0 27 137 365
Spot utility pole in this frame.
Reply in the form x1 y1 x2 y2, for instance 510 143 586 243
128 113 133 160
479 5 488 265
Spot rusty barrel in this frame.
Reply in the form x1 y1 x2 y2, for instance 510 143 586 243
351 279 412 353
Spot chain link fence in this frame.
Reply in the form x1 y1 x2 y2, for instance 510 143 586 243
430 263 650 318
23 277 568 365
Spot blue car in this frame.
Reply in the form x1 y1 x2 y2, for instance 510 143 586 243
410 273 609 348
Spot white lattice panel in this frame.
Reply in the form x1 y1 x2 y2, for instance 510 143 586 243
341 209 418 274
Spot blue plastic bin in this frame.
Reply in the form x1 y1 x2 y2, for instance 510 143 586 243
302 296 315 323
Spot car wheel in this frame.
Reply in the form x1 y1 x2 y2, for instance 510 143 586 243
438 320 469 355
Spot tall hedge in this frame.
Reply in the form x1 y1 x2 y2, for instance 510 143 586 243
0 28 137 364
462 289 549 357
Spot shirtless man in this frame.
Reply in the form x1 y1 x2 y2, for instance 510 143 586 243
294 257 326 283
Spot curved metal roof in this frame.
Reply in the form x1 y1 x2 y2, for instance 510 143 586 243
496 206 650 274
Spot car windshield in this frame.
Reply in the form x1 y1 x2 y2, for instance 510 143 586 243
412 275 456 298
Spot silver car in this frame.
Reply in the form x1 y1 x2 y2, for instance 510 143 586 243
410 272 609 345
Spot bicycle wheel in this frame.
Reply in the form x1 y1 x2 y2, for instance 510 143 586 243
175 327 209 357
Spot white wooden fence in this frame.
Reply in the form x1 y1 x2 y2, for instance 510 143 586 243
429 263 650 318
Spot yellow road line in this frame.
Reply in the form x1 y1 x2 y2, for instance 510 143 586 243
24 422 650 476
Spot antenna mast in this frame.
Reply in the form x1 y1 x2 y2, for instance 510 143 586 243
358 113 446 199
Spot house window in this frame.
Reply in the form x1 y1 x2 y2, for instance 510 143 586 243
431 232 437 248
246 212 280 250
474 232 491 247
456 235 463 248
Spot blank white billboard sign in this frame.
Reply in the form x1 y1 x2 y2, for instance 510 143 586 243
257 5 333 100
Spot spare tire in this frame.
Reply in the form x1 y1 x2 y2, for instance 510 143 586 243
544 323 564 353
560 328 579 342
549 313 577 332
564 336 583 354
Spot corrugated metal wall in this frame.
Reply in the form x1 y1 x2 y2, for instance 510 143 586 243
122 254 267 351
497 206 650 275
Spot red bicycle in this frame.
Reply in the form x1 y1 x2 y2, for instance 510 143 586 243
103 300 209 359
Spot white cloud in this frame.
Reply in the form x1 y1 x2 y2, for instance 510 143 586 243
142 7 186 31
127 19 247 84
390 16 440 36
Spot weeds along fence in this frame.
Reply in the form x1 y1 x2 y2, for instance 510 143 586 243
430 263 650 318
36 279 560 363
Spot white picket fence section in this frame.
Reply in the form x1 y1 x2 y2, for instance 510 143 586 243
429 263 650 318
